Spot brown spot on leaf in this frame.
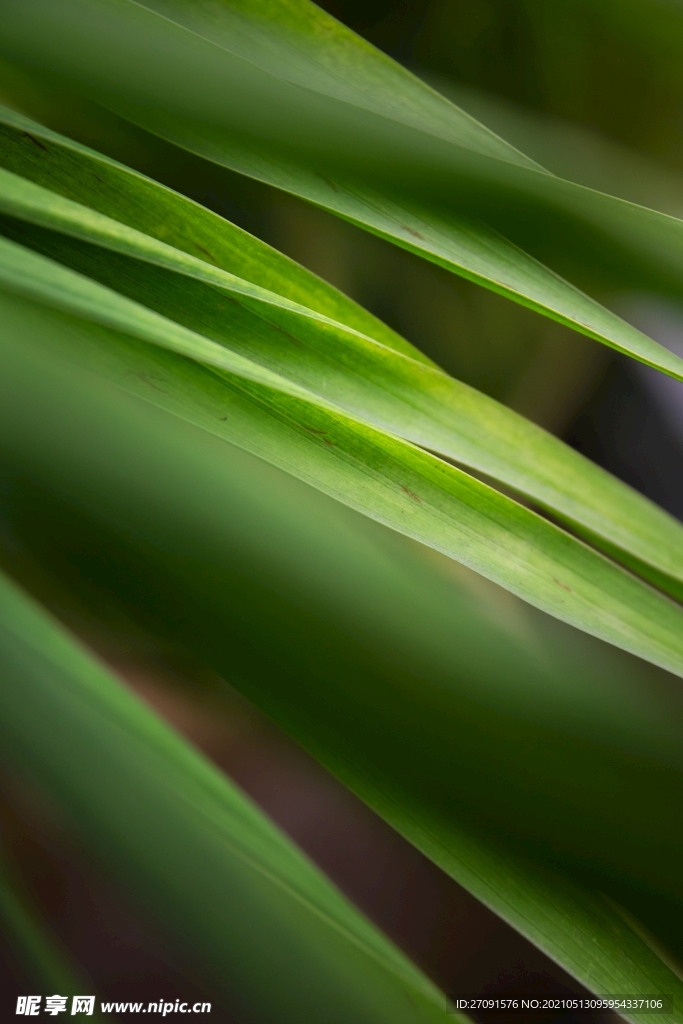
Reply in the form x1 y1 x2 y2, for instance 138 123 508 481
403 225 425 240
400 484 422 503
272 320 303 345
318 173 340 192
553 578 572 593
22 131 49 152
129 371 166 393
195 243 218 264
304 425 335 446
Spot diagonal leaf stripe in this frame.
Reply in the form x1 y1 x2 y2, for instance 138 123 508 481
2 158 683 602
2 341 682 1023
0 103 428 365
2 240 683 679
5 1 683 379
0 566 457 1022
2 2 683 1017
116 0 683 309
334 764 683 1024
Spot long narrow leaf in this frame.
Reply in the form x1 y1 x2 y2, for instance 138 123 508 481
5 1 683 378
0 566 454 1023
3 246 683 678
3 159 683 602
1 345 681 1020
0 103 426 363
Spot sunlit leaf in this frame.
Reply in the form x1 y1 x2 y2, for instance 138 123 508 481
2 151 683 606
3 248 683 678
5 1 683 374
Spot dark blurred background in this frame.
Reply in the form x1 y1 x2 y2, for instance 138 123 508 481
2 0 683 1019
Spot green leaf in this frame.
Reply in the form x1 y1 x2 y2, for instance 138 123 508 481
3 155 683 605
2 341 682 1020
0 103 426 364
4 1 683 378
1 3 682 1013
435 79 683 218
0 565 454 1023
347 783 683 1024
3 241 683 679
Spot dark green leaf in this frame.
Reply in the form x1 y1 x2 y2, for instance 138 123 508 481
0 566 454 1023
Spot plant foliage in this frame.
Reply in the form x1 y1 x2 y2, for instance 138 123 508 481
0 1 682 1020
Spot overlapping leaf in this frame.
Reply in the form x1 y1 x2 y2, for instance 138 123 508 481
1 341 682 1021
0 103 424 363
1 0 683 1014
3 246 683 678
6 1 683 372
0 565 454 1023
2 130 683 605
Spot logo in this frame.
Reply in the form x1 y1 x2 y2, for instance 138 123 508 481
16 996 95 1016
